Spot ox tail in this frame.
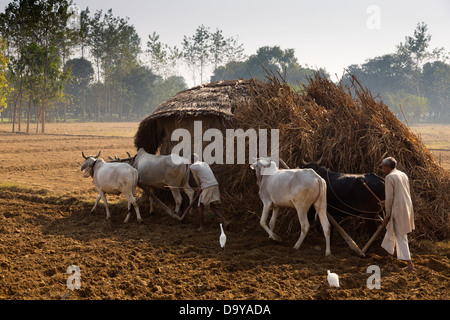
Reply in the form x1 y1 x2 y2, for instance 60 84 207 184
180 163 190 187
131 168 139 196
315 177 327 221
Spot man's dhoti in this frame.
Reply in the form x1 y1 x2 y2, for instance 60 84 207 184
381 219 411 261
198 185 221 206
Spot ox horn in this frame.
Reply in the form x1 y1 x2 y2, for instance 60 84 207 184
82 151 88 160
94 151 101 159
316 154 324 165
301 159 308 165
119 156 135 162
279 158 290 169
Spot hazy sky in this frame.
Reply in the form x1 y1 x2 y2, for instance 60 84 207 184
2 0 449 85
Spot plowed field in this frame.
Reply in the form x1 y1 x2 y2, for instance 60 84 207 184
0 123 448 300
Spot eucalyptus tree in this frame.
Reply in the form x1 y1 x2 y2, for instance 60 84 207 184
0 39 10 123
88 8 141 119
0 0 76 132
146 31 182 79
64 57 94 120
181 25 245 86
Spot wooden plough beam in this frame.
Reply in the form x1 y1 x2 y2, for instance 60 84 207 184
327 212 365 258
362 218 389 254
280 159 367 257
138 182 181 220
138 183 200 221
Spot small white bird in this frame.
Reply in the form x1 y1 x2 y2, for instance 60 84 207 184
327 270 340 288
219 223 227 249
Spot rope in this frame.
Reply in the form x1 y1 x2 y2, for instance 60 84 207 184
327 203 382 221
282 160 382 221
360 178 386 219
325 169 383 220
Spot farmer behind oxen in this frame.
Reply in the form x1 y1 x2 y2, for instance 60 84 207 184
189 153 229 232
379 157 415 272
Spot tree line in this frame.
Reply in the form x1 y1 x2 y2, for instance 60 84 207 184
0 0 185 132
345 22 450 123
0 1 449 134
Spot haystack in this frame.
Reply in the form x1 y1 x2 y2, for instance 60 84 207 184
134 74 449 241
220 73 449 240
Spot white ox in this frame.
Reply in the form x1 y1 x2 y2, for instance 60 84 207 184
132 148 195 215
81 151 142 223
250 159 331 256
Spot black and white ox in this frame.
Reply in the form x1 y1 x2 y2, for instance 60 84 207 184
250 159 331 256
130 148 195 215
301 162 385 223
81 151 142 223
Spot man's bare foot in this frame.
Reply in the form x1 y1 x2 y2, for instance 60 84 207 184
403 265 415 272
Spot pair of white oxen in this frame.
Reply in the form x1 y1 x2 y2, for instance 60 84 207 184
81 151 331 256
81 148 194 223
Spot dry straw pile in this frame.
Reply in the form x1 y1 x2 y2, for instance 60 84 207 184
217 72 449 240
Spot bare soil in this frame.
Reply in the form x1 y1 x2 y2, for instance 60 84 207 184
0 126 448 300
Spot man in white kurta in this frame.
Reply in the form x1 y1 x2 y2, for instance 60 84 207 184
380 157 415 271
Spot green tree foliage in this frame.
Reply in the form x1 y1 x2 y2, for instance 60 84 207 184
344 22 449 123
422 61 450 120
211 45 327 86
347 53 414 95
182 24 211 85
181 25 245 85
386 90 429 122
0 0 73 132
146 31 181 79
0 38 9 117
209 28 245 70
64 57 94 120
149 75 187 112
91 9 141 120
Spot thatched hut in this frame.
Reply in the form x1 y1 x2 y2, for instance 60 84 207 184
134 79 266 155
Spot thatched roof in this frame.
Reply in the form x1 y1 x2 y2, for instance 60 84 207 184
134 79 266 153
151 79 263 119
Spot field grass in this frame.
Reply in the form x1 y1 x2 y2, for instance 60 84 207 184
0 121 140 137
